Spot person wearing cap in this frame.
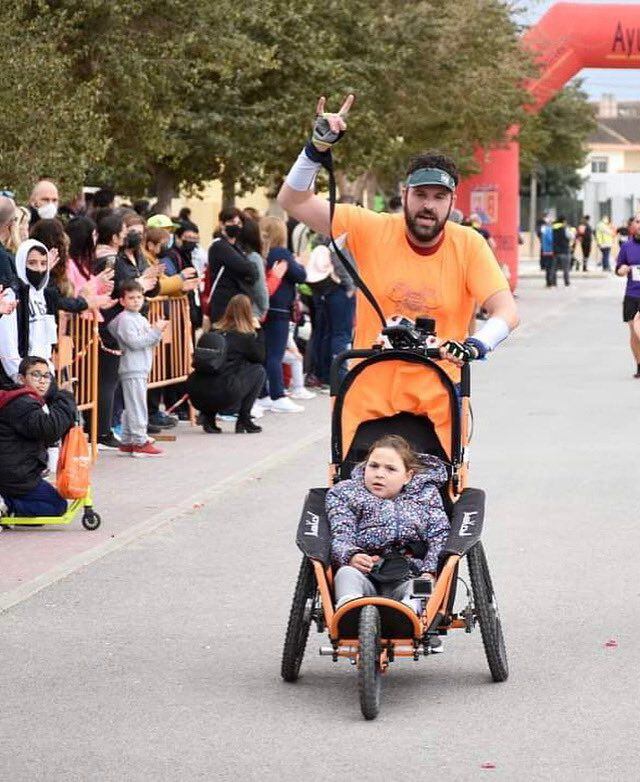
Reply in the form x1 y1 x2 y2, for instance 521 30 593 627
277 94 519 454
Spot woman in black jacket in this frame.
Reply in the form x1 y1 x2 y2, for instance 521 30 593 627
187 295 266 434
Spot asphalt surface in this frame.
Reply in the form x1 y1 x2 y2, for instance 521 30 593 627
1 273 639 781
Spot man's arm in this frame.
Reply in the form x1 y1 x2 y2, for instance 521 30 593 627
277 94 354 237
277 185 331 237
481 289 519 331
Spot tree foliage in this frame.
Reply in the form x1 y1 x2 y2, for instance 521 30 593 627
519 80 597 175
2 0 541 204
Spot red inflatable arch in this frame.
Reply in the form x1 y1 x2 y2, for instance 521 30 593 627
455 3 640 288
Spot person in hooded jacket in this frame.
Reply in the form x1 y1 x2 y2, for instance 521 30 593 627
0 240 59 384
0 355 76 518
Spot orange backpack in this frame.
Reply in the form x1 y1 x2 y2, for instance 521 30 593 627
56 425 91 499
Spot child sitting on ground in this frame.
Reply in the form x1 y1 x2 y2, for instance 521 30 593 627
0 356 76 519
325 434 450 613
108 279 169 457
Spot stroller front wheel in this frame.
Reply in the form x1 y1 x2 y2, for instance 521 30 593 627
358 605 382 720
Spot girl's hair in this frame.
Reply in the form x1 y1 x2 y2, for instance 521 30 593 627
259 216 287 255
66 216 97 279
239 218 262 256
144 226 170 249
30 218 72 295
366 435 423 473
6 205 30 254
214 294 256 334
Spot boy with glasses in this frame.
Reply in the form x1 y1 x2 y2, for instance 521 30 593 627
0 356 76 519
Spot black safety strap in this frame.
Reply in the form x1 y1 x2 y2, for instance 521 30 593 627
323 153 387 331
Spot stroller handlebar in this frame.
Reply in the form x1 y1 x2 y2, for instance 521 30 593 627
329 345 449 397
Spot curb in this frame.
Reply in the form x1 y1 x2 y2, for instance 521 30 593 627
0 427 327 614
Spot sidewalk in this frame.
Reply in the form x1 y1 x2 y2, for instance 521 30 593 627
0 400 329 609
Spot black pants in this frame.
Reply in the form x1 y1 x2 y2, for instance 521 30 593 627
97 348 120 438
235 364 266 419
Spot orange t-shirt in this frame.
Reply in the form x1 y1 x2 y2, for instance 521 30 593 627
332 205 509 458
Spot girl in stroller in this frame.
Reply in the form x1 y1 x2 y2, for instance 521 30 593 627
326 435 450 613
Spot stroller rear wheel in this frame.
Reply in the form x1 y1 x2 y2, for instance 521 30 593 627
281 556 316 682
358 605 382 720
467 541 509 682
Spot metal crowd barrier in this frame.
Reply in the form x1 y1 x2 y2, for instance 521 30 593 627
54 311 99 460
53 295 194 460
147 295 194 388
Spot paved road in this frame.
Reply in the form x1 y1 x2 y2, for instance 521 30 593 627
1 274 639 781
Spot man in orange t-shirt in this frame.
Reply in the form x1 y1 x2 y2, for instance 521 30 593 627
277 94 519 457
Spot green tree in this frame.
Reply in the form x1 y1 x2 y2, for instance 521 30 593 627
0 2 105 200
519 80 596 175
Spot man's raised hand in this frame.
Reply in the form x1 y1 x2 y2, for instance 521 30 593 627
312 93 355 152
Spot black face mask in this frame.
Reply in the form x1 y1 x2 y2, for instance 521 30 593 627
633 234 640 243
125 231 143 250
224 224 241 239
26 268 46 288
181 240 197 254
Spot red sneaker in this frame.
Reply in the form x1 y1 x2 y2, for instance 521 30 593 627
130 441 165 458
118 443 133 455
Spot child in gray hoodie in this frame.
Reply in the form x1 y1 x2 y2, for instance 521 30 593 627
108 280 169 457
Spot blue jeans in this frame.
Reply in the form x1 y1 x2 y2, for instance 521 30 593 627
601 246 611 271
263 317 290 400
324 288 355 383
5 479 67 517
312 288 355 384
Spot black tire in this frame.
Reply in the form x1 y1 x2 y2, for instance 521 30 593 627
467 541 509 682
281 556 316 682
81 510 101 531
358 605 382 720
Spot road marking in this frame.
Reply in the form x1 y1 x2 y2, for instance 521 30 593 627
0 427 327 614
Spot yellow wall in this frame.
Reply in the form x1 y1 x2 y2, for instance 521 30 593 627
623 151 640 172
170 182 277 243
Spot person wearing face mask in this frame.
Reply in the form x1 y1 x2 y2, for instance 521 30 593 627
28 180 59 227
0 240 59 384
93 211 161 449
204 207 259 323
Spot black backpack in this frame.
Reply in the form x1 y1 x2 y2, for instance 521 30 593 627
192 331 227 375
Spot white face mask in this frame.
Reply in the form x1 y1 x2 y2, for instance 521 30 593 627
37 203 58 220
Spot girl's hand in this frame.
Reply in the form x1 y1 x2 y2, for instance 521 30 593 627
47 247 60 269
349 553 380 574
0 286 16 315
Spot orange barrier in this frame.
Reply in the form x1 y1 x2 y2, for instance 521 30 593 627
147 295 194 389
53 311 99 460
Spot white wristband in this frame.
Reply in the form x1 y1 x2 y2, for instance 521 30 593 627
473 316 510 352
284 148 322 192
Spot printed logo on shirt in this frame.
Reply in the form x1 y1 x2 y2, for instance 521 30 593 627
386 281 442 314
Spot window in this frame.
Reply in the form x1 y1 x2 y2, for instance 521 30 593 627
591 157 609 173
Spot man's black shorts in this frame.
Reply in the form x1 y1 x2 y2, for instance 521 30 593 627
623 295 640 322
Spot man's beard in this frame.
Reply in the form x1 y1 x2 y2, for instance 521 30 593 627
404 202 451 243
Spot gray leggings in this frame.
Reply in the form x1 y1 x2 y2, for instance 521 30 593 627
334 565 421 613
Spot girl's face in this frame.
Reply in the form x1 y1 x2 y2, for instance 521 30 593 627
364 447 413 499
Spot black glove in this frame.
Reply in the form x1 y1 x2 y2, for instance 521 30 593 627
311 114 345 152
442 338 486 362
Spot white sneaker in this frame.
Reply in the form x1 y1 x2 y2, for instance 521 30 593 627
289 387 316 400
266 396 304 413
250 403 264 420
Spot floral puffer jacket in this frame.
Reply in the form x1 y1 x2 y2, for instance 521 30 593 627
325 454 451 574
